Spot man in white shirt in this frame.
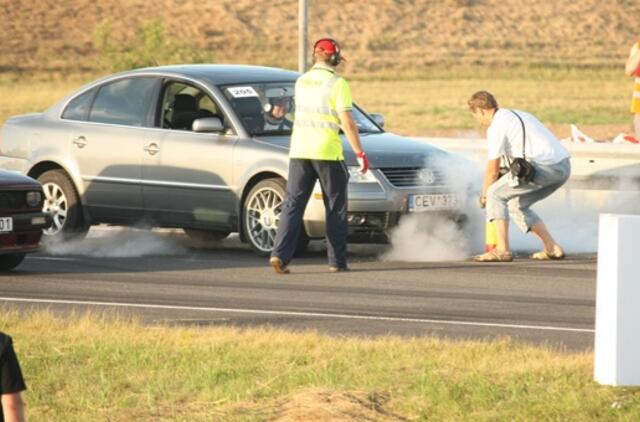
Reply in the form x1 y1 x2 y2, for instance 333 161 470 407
468 91 571 262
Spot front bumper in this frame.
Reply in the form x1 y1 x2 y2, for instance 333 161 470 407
302 169 465 242
0 211 52 254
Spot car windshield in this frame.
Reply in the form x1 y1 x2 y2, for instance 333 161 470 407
221 82 382 136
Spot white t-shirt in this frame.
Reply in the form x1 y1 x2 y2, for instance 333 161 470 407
486 109 570 165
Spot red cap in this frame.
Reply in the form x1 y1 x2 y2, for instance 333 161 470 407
314 39 347 61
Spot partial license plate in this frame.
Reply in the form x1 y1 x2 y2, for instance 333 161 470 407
408 194 459 212
0 217 13 232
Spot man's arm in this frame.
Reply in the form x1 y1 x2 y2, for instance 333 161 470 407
339 110 364 155
481 158 501 201
625 42 640 77
1 392 25 422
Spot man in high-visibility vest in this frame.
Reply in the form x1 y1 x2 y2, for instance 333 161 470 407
269 38 368 274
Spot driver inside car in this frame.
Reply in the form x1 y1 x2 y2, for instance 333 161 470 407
263 97 293 130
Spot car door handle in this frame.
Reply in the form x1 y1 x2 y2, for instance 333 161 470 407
72 136 87 148
144 143 160 155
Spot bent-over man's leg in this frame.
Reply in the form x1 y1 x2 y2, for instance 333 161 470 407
507 159 570 233
314 160 349 268
271 159 317 265
486 174 520 252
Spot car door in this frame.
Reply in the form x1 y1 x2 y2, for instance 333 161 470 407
141 80 238 230
71 76 160 222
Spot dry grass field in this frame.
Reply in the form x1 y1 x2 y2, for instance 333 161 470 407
1 0 638 73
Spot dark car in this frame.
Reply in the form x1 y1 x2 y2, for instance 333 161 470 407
0 170 51 271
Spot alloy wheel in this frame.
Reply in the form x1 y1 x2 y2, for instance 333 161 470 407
42 182 68 235
245 186 283 253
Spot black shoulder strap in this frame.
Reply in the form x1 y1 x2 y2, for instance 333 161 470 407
509 110 526 159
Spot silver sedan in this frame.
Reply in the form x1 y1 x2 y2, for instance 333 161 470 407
0 65 463 255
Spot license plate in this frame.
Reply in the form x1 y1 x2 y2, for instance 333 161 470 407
408 194 459 212
0 217 13 232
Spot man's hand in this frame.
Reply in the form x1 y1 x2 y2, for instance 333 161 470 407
356 151 369 174
339 110 367 173
477 196 486 209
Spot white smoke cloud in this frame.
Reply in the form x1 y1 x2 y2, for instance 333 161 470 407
383 151 640 261
383 152 485 262
43 226 187 257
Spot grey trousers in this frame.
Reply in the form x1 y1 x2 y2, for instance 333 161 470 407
486 158 571 232
271 158 349 267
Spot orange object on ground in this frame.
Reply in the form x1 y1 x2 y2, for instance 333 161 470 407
485 220 497 252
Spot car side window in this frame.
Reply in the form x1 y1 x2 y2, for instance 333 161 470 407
61 88 97 121
160 82 222 131
89 77 157 126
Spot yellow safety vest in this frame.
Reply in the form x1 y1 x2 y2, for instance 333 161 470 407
289 63 353 160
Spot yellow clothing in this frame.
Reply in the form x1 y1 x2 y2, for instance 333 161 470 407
631 42 640 113
289 63 353 160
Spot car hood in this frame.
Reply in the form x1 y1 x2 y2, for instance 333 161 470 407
254 132 450 168
0 169 41 189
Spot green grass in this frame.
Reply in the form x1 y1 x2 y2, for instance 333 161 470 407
350 66 632 136
0 66 634 138
3 310 640 421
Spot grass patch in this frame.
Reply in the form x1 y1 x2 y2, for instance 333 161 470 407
2 310 639 420
350 67 632 136
0 66 634 138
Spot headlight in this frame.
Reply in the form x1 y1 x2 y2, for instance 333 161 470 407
347 167 378 184
26 191 42 207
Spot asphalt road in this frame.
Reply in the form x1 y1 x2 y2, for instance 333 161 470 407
0 232 597 352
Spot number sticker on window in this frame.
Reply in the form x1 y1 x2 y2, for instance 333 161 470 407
227 86 259 98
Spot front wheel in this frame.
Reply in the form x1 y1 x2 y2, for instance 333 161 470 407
242 178 309 257
0 253 26 272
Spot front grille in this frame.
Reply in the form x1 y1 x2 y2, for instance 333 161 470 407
0 192 27 210
379 167 447 188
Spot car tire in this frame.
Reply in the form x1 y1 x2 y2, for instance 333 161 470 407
242 178 310 257
38 169 88 240
0 253 26 272
183 229 230 243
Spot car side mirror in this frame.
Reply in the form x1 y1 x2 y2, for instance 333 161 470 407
370 113 384 128
192 117 224 133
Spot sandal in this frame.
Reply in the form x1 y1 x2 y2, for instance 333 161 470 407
473 250 513 262
531 246 565 260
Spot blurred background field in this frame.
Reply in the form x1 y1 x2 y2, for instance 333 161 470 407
2 0 637 73
1 0 637 138
0 67 631 140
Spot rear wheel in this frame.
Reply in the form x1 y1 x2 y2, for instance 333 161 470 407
0 253 26 272
242 178 309 257
38 169 88 240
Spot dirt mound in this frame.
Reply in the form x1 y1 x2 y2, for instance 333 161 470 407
270 389 406 422
1 0 638 74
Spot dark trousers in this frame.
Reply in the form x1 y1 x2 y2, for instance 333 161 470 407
271 158 349 267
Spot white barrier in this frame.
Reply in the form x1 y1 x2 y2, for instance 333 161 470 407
420 137 640 189
594 214 640 386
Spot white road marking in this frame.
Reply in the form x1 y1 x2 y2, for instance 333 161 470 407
29 257 77 262
0 296 594 334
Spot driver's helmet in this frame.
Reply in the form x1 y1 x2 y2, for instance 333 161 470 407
263 96 293 125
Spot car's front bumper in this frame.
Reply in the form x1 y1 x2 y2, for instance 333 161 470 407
0 211 52 254
302 169 464 241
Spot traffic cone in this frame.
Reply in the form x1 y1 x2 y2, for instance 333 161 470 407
485 220 497 252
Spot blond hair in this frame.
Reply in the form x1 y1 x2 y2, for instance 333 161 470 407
468 91 498 112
